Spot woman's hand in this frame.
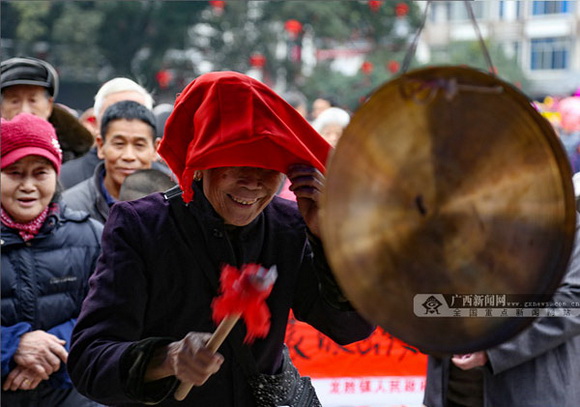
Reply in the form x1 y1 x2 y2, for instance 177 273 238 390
2 366 44 391
451 351 488 370
13 330 67 379
145 332 223 386
287 165 325 237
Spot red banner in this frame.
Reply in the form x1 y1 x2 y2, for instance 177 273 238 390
285 314 428 378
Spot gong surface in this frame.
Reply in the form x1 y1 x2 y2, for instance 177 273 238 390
320 66 576 355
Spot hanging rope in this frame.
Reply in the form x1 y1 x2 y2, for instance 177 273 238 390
400 0 496 75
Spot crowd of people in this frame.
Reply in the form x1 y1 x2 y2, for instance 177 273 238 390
1 55 579 407
0 56 366 407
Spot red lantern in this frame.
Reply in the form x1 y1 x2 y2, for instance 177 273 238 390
395 2 409 17
209 1 225 16
368 0 383 12
284 19 303 39
387 60 400 74
209 1 225 10
361 61 374 75
249 53 266 68
156 70 173 90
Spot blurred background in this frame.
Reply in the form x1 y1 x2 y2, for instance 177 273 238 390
4 1 577 113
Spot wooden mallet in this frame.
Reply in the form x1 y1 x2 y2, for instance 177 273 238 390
174 263 278 401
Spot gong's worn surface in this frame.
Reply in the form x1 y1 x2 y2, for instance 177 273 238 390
320 66 576 355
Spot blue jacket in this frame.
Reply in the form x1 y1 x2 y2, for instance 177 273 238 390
1 203 103 392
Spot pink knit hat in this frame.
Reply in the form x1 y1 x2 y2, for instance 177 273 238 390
1 113 63 173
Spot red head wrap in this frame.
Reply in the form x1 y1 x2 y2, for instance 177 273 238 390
158 71 331 202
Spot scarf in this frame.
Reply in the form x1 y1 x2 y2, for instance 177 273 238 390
1 203 59 242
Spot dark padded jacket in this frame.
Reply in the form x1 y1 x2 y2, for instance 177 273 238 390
68 184 374 406
1 203 103 398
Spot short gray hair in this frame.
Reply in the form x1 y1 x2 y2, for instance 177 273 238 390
312 107 350 133
93 77 153 118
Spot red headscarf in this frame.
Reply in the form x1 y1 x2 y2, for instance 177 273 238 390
158 71 331 202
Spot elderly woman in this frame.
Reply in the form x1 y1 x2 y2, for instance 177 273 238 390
1 113 103 406
67 72 374 406
311 106 351 147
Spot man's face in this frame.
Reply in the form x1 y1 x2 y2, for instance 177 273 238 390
202 167 284 226
96 118 159 199
0 85 53 120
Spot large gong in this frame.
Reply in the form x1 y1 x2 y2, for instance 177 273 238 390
320 66 576 355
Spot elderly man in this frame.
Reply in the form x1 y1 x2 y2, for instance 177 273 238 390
0 56 93 162
62 100 160 224
59 77 158 189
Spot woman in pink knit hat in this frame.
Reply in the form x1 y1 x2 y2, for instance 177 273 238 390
1 113 103 406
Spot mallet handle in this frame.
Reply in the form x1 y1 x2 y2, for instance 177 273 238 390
174 314 240 401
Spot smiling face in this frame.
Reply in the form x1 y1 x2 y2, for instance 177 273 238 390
96 118 159 199
1 156 57 223
202 167 284 226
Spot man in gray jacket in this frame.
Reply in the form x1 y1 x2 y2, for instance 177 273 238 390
63 100 159 224
424 221 580 407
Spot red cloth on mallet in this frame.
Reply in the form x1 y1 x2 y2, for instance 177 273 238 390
211 264 278 343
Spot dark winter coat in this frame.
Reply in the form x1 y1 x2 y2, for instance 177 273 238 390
1 203 103 404
59 147 101 190
68 183 374 406
62 161 109 224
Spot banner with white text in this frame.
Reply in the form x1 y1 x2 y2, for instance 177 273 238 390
285 314 427 406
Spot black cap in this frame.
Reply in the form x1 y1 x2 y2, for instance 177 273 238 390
1 56 59 99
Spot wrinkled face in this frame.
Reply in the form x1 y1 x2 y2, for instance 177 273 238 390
1 156 57 223
202 167 284 226
97 119 158 199
0 85 53 120
319 123 344 147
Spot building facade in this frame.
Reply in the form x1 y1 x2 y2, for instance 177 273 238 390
419 0 580 98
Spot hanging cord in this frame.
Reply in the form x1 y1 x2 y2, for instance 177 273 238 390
464 0 495 75
400 0 431 73
401 0 496 75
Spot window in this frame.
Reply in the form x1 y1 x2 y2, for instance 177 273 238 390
429 2 449 23
532 1 572 15
449 1 484 21
530 37 570 70
499 0 521 20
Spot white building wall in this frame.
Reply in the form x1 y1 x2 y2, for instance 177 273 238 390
418 0 580 97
